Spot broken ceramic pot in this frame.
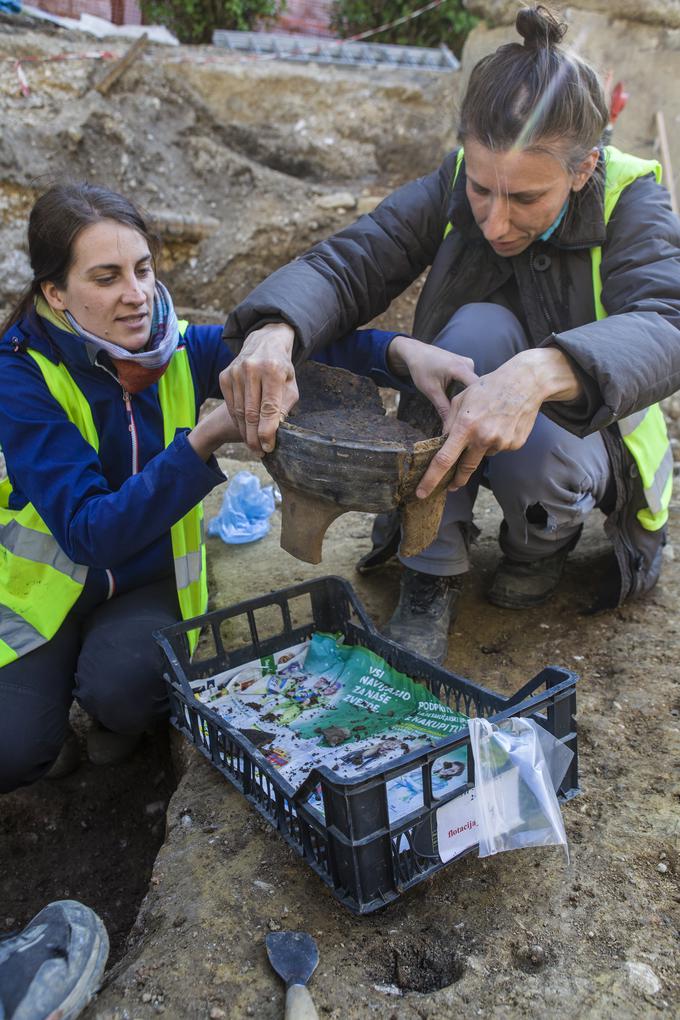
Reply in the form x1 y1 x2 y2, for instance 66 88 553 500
262 362 455 564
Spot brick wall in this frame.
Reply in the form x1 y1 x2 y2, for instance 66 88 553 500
32 0 334 34
32 0 142 25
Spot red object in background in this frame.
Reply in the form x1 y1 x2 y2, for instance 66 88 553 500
610 81 629 125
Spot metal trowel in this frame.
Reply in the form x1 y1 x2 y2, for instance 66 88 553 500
265 930 319 1020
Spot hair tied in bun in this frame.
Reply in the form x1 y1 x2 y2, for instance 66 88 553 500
516 4 567 50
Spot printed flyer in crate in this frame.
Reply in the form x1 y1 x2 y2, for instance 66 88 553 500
194 633 470 821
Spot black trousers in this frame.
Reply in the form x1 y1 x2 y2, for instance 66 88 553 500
0 577 181 793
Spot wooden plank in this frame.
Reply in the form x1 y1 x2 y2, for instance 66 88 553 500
656 110 678 216
94 33 148 96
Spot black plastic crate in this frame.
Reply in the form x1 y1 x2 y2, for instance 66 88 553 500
155 576 578 914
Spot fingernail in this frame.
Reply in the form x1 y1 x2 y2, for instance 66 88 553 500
416 487 426 499
262 443 273 453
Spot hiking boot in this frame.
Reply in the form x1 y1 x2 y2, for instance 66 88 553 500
86 722 141 767
382 567 462 665
0 900 109 1020
44 725 81 781
487 545 574 609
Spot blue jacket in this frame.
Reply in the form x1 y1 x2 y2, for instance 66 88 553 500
0 311 400 608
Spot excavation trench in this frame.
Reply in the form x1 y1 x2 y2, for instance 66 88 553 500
0 707 176 966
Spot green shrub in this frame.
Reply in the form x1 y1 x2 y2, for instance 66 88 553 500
331 0 477 56
140 0 286 45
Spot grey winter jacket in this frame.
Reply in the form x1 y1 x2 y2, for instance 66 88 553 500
224 148 680 603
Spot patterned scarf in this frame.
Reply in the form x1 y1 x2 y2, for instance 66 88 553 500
63 281 180 393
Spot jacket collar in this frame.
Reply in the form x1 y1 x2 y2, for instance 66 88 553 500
447 148 607 252
12 309 97 371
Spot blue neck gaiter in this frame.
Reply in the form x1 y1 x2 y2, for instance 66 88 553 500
538 199 569 242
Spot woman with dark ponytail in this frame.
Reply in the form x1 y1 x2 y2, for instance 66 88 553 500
0 182 470 789
0 183 246 787
221 4 680 663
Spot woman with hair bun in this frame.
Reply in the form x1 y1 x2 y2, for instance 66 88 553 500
221 4 680 663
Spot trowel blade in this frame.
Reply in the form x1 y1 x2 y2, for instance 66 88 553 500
266 931 319 988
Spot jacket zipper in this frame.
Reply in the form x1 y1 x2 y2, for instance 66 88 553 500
122 389 140 476
104 390 139 600
95 359 140 598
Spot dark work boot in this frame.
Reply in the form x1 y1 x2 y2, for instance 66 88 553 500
382 567 463 664
487 528 582 609
86 722 142 766
356 510 401 574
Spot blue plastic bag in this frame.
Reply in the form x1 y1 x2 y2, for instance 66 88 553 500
207 471 277 545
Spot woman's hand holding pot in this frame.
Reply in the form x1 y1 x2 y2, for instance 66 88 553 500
415 347 582 498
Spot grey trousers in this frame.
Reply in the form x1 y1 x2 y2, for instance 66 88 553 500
402 303 613 576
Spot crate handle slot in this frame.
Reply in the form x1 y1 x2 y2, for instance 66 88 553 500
504 666 576 708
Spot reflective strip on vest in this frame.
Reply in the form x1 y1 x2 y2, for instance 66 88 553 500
0 519 88 583
0 603 45 660
618 408 674 514
0 599 46 656
174 549 202 590
617 408 648 436
157 331 208 653
591 146 671 532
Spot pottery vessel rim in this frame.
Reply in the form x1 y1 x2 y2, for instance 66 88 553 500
278 419 446 456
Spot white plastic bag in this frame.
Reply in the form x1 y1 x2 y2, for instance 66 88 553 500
468 716 573 860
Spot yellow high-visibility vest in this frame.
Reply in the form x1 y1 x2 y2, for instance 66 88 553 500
0 322 207 667
591 147 672 531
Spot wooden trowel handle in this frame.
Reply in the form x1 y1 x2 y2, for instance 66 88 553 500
285 982 319 1020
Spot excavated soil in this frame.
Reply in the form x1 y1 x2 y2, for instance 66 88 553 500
0 710 175 966
289 362 426 445
287 408 426 445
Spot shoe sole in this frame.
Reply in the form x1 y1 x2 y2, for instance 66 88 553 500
44 915 109 1020
355 527 401 575
356 554 398 576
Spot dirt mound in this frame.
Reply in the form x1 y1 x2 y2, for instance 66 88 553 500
0 21 457 318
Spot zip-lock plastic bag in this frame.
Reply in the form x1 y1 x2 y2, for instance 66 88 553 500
207 471 278 544
468 716 573 860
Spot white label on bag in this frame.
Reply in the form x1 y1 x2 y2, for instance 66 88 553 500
436 767 521 863
436 787 480 862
